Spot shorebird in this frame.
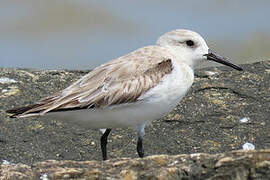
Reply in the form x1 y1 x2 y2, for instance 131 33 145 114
7 29 243 160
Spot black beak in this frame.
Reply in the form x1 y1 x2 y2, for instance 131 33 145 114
203 49 243 71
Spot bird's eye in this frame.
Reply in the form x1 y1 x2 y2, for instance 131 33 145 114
186 40 194 47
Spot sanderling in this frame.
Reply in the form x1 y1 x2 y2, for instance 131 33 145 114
7 29 243 160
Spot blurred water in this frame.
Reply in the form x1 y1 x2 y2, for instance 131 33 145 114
0 0 269 69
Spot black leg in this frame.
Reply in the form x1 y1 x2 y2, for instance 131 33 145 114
137 136 144 158
100 129 111 160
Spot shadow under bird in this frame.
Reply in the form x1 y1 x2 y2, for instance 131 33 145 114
6 29 243 160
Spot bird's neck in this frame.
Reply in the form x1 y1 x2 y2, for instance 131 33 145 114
164 45 196 70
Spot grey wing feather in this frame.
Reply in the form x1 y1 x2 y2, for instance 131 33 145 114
6 46 174 117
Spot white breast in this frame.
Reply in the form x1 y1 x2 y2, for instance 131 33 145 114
139 60 194 102
138 60 194 115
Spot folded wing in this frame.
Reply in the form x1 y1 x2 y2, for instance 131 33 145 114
6 46 173 117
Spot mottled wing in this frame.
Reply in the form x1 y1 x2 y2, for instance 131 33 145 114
7 46 174 117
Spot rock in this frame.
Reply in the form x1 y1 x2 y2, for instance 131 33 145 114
0 61 269 178
1 150 270 179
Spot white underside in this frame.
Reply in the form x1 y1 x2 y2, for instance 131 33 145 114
46 100 175 130
43 62 194 131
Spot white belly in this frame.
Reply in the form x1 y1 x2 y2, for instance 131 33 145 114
46 100 175 129
45 62 194 130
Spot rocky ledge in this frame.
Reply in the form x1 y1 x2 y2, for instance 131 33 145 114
0 61 269 179
1 150 270 179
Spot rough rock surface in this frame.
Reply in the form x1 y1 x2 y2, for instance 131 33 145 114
1 150 270 179
0 61 269 179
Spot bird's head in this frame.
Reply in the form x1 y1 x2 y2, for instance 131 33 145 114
157 29 243 71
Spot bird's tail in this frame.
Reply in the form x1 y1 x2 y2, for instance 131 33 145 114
6 104 42 118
